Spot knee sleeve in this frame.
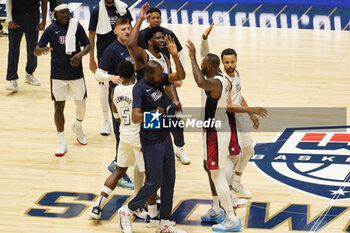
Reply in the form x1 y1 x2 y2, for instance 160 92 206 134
74 99 86 121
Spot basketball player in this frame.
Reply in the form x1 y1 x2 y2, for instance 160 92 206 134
89 0 133 136
118 59 186 233
186 40 242 232
34 1 91 156
128 4 190 166
137 7 190 165
201 23 266 198
90 60 146 220
94 17 135 189
5 0 47 92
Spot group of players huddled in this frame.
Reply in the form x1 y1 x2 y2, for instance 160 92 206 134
33 1 268 232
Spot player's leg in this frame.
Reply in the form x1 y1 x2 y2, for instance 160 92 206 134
23 11 40 86
210 168 242 232
201 130 225 223
156 136 187 233
99 82 111 135
118 141 164 232
52 78 68 156
232 144 254 198
5 19 24 91
107 81 134 188
70 78 87 145
226 155 247 208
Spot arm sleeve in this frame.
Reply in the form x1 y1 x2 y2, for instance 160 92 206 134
95 68 110 82
200 38 209 60
6 0 13 22
132 85 143 109
88 6 98 32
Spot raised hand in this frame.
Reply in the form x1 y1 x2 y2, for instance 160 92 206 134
165 35 178 56
202 22 214 40
139 2 151 20
186 40 196 60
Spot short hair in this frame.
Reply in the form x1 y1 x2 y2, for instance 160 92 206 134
114 17 130 28
118 61 135 79
144 61 161 74
144 26 164 44
221 48 237 59
207 53 220 68
147 7 161 16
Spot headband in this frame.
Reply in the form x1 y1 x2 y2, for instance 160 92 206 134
55 4 69 11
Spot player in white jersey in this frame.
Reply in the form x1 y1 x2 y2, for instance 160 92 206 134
90 61 145 220
187 40 242 232
201 23 267 199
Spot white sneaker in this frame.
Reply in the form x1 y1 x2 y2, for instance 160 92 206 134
156 224 186 233
90 206 102 219
133 207 147 219
25 73 40 86
6 80 18 92
100 120 111 136
71 123 87 145
175 147 191 165
118 205 133 233
232 196 248 208
55 142 67 156
233 182 252 198
212 217 242 232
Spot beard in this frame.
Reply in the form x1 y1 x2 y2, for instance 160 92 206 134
153 44 162 53
201 68 208 76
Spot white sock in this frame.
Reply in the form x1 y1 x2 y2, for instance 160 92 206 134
103 111 109 122
75 120 82 128
212 195 220 211
57 131 66 144
96 195 106 208
160 219 170 227
148 204 157 218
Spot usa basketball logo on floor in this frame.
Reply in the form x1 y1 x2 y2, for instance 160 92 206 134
251 126 350 200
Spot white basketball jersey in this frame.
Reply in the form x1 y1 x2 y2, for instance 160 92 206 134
113 84 140 146
225 71 242 105
201 75 229 131
145 49 169 74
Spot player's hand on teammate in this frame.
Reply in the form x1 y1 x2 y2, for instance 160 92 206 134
250 114 260 129
173 100 182 111
154 106 165 115
90 59 98 73
36 21 46 31
166 35 178 56
70 53 83 67
110 75 123 84
186 40 196 60
174 80 183 87
248 107 268 118
8 21 20 29
139 2 151 20
202 22 214 40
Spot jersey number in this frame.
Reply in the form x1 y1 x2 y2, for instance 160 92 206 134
121 107 131 125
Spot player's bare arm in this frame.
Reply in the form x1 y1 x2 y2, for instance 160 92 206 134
167 35 186 83
88 30 97 73
132 108 143 123
187 40 221 96
36 0 47 31
70 44 91 67
127 3 150 70
241 95 260 129
33 46 52 56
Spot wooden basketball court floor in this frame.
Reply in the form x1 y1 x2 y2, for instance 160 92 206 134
0 24 349 233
